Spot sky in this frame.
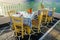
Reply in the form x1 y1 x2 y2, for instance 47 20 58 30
53 0 60 2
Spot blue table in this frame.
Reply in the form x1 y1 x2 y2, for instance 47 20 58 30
12 11 36 28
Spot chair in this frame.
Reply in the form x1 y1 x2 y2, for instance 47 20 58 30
47 8 56 23
41 3 44 9
47 11 53 23
24 26 31 35
11 16 25 38
32 11 43 33
7 10 16 30
42 9 48 24
11 16 31 38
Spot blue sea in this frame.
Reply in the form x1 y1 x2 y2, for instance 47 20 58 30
26 0 60 13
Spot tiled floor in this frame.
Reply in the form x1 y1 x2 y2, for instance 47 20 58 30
0 31 14 40
0 20 60 40
43 22 60 40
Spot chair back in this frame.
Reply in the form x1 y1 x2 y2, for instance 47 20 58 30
7 10 16 31
8 10 16 17
38 11 43 23
11 16 24 38
42 9 48 23
37 11 43 33
42 9 48 16
47 8 56 23
12 16 23 27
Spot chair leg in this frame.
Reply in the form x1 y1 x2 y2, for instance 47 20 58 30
26 27 31 35
22 27 23 38
14 32 17 37
12 24 15 30
38 26 40 33
28 34 31 40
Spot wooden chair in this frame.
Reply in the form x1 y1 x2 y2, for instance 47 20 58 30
7 10 16 30
32 11 43 33
11 16 31 38
11 16 25 38
42 9 48 24
47 8 56 23
24 26 31 35
41 3 44 9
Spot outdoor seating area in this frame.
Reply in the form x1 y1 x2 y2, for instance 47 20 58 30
0 0 60 40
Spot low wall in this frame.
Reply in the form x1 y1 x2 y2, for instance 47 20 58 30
0 16 10 24
54 13 60 19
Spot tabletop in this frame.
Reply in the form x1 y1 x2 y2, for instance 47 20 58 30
12 11 35 20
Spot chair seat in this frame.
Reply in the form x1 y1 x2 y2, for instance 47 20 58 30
32 20 39 26
15 24 29 33
15 24 29 28
43 15 47 17
47 15 52 17
23 23 30 26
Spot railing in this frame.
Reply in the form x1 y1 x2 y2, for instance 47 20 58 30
0 2 41 16
0 2 21 16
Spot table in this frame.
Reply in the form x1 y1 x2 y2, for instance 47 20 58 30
12 11 37 28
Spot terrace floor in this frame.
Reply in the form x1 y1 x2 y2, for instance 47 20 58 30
0 18 60 40
43 22 60 40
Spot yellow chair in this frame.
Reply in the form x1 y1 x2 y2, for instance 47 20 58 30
7 10 16 17
7 10 16 30
11 16 31 38
24 26 31 35
41 3 44 9
47 8 56 23
42 9 48 24
32 11 43 33
11 16 25 38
